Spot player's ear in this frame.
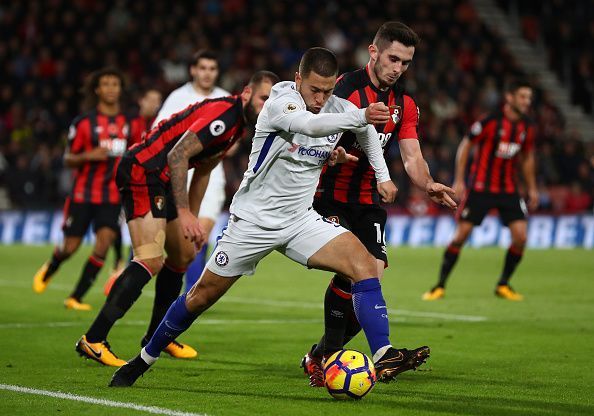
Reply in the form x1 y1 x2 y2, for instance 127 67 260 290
368 44 378 61
240 85 252 101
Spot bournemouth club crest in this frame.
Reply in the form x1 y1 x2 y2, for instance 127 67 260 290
390 105 402 124
154 196 165 211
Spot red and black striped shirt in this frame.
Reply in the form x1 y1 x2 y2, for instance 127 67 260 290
128 96 244 183
67 110 144 204
315 65 419 205
467 110 535 194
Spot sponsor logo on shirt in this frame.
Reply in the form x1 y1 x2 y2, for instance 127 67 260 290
495 142 521 159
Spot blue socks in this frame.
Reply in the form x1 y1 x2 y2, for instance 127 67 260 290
352 278 390 356
145 294 198 358
185 245 207 292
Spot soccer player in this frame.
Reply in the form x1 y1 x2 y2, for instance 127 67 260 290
75 71 279 367
301 22 459 387
109 88 163 278
154 50 231 293
109 47 456 387
422 80 537 301
32 68 144 310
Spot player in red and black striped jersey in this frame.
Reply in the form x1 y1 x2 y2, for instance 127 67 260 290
33 68 144 311
75 71 279 367
302 22 457 386
423 80 538 302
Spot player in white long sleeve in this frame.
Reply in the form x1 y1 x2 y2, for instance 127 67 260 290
111 48 434 388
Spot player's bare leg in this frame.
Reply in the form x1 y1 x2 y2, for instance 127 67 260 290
143 218 199 358
66 227 117 310
76 212 165 367
423 220 474 300
308 232 429 382
110 268 239 387
33 235 83 293
496 220 527 300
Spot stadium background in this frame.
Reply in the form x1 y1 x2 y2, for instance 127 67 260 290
0 0 592 218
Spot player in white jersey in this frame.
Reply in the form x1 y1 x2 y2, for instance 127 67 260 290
110 48 455 388
154 50 231 293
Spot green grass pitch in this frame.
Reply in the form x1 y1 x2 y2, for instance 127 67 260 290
0 244 592 415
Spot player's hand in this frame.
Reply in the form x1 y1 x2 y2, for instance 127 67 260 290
178 208 205 244
426 182 458 209
365 103 390 124
527 188 539 211
452 179 466 202
378 180 398 203
328 146 358 166
85 147 109 162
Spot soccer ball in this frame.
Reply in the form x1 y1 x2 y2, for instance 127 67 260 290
323 349 376 400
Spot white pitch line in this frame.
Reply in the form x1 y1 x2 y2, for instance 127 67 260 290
2 279 487 322
0 383 208 416
220 296 488 322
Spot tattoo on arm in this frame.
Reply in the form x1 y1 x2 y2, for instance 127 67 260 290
167 131 204 210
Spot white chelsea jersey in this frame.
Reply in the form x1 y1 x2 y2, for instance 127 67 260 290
153 83 230 126
230 81 390 229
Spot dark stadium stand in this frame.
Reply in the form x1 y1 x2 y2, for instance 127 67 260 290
0 0 591 212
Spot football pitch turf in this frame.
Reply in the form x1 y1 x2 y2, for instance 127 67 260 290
0 244 592 415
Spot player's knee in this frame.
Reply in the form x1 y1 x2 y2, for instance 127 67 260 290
134 256 163 276
512 234 527 249
348 251 377 281
168 247 196 269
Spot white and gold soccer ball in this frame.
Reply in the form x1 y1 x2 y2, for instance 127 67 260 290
323 349 376 400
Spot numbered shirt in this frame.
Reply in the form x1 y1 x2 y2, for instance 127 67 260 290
66 110 144 204
128 96 244 182
315 65 419 205
230 81 368 229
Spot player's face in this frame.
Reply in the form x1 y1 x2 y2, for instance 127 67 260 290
507 87 533 115
95 75 121 105
191 58 219 91
369 41 415 88
243 80 273 125
295 71 336 114
139 90 162 118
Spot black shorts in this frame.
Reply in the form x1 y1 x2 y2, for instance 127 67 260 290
116 156 177 223
61 198 121 237
313 199 388 265
458 191 527 226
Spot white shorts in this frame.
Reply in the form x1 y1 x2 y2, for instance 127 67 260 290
187 162 227 222
206 209 349 277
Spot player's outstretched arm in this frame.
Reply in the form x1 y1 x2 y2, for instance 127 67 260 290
168 131 205 243
399 139 457 209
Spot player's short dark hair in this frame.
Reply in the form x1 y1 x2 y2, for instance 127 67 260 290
298 47 339 78
373 21 420 51
81 67 125 111
192 49 219 66
248 71 280 87
506 79 532 93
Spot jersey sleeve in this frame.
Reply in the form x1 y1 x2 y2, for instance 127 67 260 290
467 117 489 143
66 117 90 154
187 101 236 149
522 124 536 153
398 95 419 139
265 92 308 133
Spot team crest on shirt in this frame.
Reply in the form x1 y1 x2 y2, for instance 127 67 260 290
519 131 526 143
215 251 229 266
391 105 402 124
326 216 340 225
154 196 165 211
209 120 226 136
283 102 300 114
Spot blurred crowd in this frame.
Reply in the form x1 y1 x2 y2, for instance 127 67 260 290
0 0 592 213
497 0 594 115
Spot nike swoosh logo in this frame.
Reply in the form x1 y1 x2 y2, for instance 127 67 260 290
374 304 387 310
83 341 102 359
381 352 404 363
